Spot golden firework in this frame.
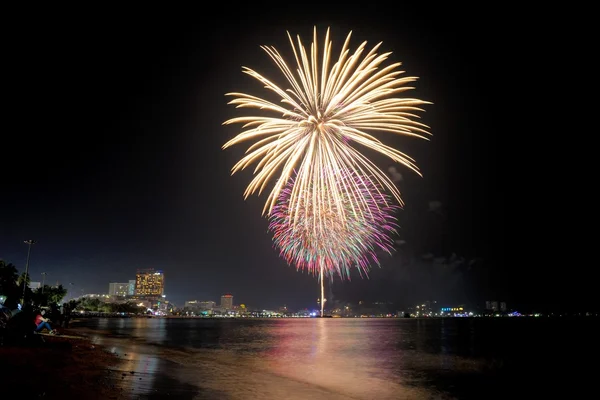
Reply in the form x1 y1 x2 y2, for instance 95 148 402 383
223 27 430 225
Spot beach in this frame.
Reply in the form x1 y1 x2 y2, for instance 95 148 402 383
3 317 596 399
0 328 126 399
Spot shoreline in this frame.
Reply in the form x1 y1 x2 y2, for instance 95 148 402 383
0 327 128 399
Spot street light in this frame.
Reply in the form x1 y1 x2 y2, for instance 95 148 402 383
22 239 36 304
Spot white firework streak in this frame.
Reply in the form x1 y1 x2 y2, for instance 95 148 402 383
223 27 431 227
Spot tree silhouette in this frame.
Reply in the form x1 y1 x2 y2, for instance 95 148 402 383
0 260 22 308
31 285 68 307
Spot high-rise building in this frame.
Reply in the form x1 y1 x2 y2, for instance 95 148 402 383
220 293 233 310
135 269 165 297
108 282 129 296
128 280 136 295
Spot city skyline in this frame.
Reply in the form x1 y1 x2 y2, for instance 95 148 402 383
9 262 591 314
68 280 517 316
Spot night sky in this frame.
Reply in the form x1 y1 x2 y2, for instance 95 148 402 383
1 6 575 311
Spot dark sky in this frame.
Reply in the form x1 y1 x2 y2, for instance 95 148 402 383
1 6 573 311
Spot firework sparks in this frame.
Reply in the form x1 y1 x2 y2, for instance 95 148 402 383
223 27 430 225
268 171 400 280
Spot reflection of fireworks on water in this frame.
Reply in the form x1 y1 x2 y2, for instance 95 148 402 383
268 171 400 280
223 27 430 226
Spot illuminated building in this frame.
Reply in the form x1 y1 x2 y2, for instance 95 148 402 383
108 282 129 297
135 269 164 297
220 293 233 310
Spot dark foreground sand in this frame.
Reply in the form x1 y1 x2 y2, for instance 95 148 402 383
0 328 126 399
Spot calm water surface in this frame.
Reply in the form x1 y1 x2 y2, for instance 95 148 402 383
75 317 598 399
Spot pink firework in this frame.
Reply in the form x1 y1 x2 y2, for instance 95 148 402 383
268 170 400 280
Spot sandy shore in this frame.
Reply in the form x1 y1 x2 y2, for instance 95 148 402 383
0 328 127 399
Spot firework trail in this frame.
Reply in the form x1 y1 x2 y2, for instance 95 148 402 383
268 170 399 316
223 27 430 227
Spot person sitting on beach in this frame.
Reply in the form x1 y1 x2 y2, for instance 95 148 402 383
34 310 57 334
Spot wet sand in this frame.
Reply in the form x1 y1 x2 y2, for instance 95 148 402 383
0 328 125 399
0 328 199 399
5 316 594 400
70 325 447 400
2 323 452 399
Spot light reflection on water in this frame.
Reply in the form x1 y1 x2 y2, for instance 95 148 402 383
256 318 427 399
76 317 595 399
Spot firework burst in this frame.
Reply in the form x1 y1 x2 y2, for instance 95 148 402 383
223 27 430 225
268 170 400 280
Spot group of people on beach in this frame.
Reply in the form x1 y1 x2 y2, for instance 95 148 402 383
1 302 73 344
